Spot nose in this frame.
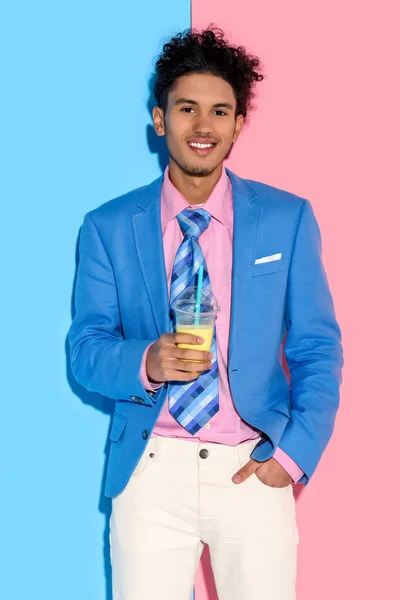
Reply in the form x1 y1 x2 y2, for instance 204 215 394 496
193 113 214 135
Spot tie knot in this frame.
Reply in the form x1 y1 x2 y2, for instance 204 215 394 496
177 208 211 239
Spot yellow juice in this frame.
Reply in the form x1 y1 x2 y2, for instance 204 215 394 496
176 325 214 360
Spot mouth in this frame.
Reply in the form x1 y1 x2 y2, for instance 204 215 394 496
187 139 218 157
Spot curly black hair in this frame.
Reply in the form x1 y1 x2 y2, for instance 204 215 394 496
154 26 264 119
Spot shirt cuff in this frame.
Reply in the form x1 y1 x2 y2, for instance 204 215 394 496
273 447 304 484
139 343 164 392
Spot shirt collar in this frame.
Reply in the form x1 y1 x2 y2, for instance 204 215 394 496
160 165 233 231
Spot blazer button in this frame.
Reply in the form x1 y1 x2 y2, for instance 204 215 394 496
199 449 209 459
142 430 148 440
163 382 168 389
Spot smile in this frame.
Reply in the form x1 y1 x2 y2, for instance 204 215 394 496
188 142 215 149
187 141 217 156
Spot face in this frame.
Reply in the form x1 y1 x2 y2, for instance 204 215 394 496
153 73 244 177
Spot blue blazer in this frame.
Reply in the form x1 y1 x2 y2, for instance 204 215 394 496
69 169 343 498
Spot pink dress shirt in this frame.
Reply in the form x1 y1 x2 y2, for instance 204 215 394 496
139 166 303 483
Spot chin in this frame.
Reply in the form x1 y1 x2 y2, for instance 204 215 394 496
179 158 221 178
184 165 214 177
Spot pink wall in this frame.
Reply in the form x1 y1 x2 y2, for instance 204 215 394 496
192 2 400 598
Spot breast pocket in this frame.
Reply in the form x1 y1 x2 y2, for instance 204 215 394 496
251 257 285 277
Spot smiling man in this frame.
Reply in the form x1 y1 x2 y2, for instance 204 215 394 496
154 72 243 193
69 27 343 600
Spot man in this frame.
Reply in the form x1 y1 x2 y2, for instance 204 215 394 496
69 26 343 600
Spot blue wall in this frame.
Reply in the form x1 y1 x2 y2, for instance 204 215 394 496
1 3 189 599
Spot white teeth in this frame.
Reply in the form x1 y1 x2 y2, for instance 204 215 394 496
189 142 214 149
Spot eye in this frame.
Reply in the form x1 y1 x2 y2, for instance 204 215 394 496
181 107 195 113
214 110 227 116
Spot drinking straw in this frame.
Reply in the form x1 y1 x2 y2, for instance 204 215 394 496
194 265 204 327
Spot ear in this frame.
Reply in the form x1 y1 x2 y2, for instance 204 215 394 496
232 114 244 143
152 106 166 137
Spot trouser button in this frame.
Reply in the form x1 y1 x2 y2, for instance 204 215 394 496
199 449 209 459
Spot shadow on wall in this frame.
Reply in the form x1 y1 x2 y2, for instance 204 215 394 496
146 72 169 173
65 234 114 600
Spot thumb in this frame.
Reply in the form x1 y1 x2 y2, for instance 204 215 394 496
232 459 259 484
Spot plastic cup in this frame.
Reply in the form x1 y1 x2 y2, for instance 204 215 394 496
171 287 220 359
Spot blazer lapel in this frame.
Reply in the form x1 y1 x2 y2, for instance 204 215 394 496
131 176 171 336
226 170 261 364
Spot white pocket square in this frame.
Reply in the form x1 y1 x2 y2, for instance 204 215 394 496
254 253 282 265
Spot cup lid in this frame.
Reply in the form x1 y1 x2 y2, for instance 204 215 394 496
172 286 220 315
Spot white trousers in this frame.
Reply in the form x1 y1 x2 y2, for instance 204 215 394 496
110 436 299 600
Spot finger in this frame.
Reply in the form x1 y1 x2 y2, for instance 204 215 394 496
171 332 206 346
171 358 213 373
231 458 259 484
165 369 203 382
172 347 213 362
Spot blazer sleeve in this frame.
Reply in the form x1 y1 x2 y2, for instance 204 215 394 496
68 211 160 403
279 199 344 485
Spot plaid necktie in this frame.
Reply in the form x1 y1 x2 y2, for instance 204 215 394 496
168 208 219 435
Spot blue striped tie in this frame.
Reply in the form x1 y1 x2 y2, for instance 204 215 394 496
168 208 219 434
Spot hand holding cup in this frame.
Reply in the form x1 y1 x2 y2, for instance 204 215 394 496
146 332 214 383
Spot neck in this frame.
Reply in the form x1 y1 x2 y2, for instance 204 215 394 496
168 160 223 205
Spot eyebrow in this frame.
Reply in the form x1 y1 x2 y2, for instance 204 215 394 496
174 98 234 110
